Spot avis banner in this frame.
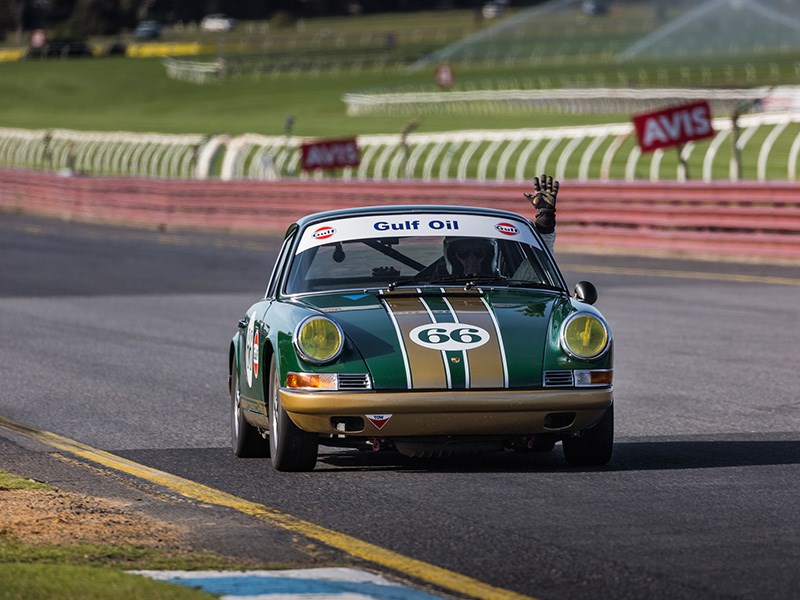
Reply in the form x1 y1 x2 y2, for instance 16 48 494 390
632 101 714 153
300 137 360 170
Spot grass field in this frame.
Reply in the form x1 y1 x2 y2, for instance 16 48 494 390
0 56 638 137
3 53 798 138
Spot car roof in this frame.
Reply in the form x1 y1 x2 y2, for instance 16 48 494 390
293 205 532 230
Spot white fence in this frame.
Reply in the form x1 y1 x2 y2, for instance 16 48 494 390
0 127 221 179
343 87 769 117
3 110 800 182
217 111 800 183
162 57 226 84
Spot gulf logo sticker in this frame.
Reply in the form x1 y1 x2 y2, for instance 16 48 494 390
313 225 336 240
365 414 392 430
495 222 519 236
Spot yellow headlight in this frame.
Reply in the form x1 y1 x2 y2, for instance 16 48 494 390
293 316 344 364
561 313 609 359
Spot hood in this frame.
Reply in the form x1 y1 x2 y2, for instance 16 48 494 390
298 287 565 390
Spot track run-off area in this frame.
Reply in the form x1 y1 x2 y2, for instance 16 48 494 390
1 212 799 600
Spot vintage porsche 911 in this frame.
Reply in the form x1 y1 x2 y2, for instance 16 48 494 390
228 205 613 471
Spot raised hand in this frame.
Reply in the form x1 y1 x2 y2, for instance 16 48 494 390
524 174 559 209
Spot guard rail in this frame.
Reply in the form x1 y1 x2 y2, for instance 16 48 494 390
1 169 798 263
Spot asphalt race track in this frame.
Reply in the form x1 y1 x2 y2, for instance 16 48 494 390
2 212 799 600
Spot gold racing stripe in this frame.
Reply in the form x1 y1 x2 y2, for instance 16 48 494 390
382 295 448 389
445 294 507 389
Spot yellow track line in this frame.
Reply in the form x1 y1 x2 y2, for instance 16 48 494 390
0 415 536 600
561 263 800 286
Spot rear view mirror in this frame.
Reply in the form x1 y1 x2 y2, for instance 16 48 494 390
573 281 598 305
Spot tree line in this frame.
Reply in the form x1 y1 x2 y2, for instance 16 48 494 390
2 1 558 40
1 1 675 42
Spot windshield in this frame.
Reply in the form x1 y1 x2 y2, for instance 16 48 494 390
284 213 564 295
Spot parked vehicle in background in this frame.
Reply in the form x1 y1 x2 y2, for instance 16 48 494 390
133 20 161 40
482 1 509 19
201 14 237 32
26 40 94 59
104 41 127 56
583 0 609 15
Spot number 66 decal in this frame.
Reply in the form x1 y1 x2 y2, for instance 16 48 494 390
409 323 490 351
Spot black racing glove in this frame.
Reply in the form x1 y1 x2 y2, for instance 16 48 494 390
524 174 558 234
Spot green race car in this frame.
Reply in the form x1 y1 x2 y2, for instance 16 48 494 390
229 205 613 471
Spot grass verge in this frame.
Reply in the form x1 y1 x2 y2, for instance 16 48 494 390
0 564 216 600
0 468 260 600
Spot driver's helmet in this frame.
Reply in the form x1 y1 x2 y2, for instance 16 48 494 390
443 236 498 276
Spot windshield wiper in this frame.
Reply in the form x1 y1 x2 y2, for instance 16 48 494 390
429 275 560 291
387 272 433 291
388 274 553 292
424 274 508 290
386 272 490 291
464 276 508 290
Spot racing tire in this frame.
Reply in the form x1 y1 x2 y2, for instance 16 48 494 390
562 404 614 467
268 356 318 472
231 365 269 458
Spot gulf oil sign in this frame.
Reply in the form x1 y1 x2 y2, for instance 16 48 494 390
632 101 714 153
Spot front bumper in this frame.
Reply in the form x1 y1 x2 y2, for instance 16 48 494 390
280 387 613 436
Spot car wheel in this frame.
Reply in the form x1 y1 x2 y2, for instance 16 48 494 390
268 356 318 472
562 404 614 466
231 365 268 457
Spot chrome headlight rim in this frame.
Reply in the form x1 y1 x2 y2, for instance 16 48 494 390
292 315 345 365
559 311 611 360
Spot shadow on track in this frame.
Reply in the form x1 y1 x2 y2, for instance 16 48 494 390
124 437 800 477
314 438 800 473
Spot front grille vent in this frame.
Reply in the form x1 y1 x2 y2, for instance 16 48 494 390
543 370 574 387
338 374 372 390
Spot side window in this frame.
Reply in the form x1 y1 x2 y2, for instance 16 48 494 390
265 231 297 299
